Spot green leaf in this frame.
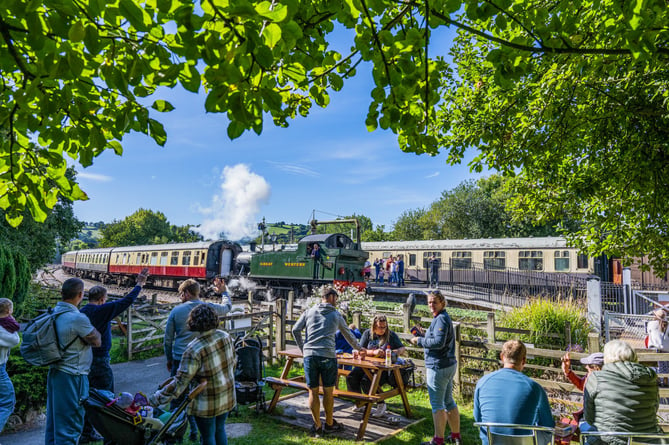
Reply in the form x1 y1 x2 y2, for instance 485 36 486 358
151 100 175 112
148 119 167 146
227 121 246 139
68 21 86 42
108 140 123 155
263 23 282 49
179 64 201 93
119 0 151 31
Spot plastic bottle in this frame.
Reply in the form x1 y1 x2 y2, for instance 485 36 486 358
385 344 392 366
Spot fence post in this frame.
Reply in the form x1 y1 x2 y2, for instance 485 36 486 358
402 302 411 333
275 298 286 355
247 290 254 312
565 321 572 348
126 306 133 361
287 290 294 320
486 311 496 344
623 267 632 314
587 332 600 353
454 322 461 393
587 277 602 333
266 306 275 366
353 311 361 330
151 294 157 306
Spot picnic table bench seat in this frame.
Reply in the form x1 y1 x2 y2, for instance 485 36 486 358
265 376 381 403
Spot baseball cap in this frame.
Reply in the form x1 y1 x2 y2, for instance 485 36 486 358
580 352 604 366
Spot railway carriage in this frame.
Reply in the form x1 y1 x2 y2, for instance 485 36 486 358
361 237 594 282
72 247 114 282
108 241 242 287
62 240 242 288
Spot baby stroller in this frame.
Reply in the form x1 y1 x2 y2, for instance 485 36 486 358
234 333 266 413
83 379 207 445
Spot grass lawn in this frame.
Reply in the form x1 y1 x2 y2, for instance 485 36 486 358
222 362 480 445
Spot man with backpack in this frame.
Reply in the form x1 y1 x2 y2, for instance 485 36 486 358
45 277 102 445
78 268 149 444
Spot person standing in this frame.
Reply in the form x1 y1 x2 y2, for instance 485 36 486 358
46 278 102 445
0 298 20 434
474 340 554 445
311 243 324 279
151 304 236 445
292 288 363 437
428 254 440 288
79 268 149 444
646 308 669 377
397 255 405 287
164 277 231 442
410 291 460 445
374 258 382 284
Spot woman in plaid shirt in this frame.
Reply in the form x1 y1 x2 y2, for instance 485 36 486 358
152 304 236 445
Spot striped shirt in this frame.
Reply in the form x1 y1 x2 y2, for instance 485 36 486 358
160 329 236 417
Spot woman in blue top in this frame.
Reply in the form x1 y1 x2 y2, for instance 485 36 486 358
410 291 460 445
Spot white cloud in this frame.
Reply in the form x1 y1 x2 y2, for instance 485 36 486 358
77 172 113 182
426 171 440 178
268 162 320 178
196 164 271 241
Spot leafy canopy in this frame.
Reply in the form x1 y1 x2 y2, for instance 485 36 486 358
2 0 668 266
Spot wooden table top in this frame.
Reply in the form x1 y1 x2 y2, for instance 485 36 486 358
278 348 411 370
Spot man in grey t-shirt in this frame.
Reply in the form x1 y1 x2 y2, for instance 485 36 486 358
292 288 362 436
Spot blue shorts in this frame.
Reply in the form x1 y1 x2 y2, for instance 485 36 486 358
303 356 338 388
426 363 458 412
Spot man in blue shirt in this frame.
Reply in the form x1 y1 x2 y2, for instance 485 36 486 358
79 268 148 444
46 278 101 445
474 340 555 445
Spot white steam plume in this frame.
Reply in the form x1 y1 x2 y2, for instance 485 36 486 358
197 164 271 240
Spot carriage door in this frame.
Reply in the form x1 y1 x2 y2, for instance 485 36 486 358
220 248 233 276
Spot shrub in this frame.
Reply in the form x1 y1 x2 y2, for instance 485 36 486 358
498 298 590 350
6 346 48 421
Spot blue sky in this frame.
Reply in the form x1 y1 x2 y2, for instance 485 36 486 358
72 27 487 240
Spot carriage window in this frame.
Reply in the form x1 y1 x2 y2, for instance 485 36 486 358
484 251 506 270
150 252 158 265
170 252 179 266
182 251 191 266
554 251 570 271
160 252 168 265
122 253 127 265
577 254 589 269
383 251 392 259
409 254 416 266
201 252 207 263
423 252 442 268
193 251 200 266
451 251 472 269
519 251 543 270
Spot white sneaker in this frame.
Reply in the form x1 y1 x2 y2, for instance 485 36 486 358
352 405 365 413
372 402 387 417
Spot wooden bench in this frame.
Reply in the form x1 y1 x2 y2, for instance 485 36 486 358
265 376 381 403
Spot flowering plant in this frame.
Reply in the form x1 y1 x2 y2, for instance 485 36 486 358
310 284 375 320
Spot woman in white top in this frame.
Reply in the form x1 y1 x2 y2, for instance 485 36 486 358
647 308 669 375
0 298 21 433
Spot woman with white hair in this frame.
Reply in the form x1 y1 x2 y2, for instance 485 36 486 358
583 340 661 445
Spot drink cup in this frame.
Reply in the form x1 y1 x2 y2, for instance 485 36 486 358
353 350 359 360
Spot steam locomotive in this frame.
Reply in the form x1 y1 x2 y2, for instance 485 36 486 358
61 232 368 298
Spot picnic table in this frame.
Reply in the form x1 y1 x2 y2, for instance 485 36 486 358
266 348 413 440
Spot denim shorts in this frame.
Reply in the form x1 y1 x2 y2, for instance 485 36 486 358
426 363 458 412
303 356 338 388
